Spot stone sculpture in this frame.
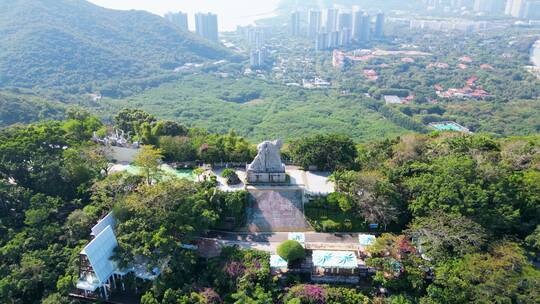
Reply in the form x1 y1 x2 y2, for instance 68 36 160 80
248 139 285 173
246 139 286 184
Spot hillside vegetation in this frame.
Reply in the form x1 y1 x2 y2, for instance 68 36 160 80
94 75 410 142
0 91 65 127
0 0 235 89
0 112 538 303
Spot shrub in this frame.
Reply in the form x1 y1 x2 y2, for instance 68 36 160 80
221 168 241 185
322 219 341 232
277 240 305 262
327 192 354 212
343 219 353 231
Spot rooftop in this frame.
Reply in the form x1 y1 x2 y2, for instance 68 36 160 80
312 250 358 269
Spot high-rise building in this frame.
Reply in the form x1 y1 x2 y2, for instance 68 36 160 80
510 0 526 17
505 0 515 14
337 12 352 30
315 32 329 51
328 31 340 48
504 0 514 15
325 8 338 32
359 13 371 42
374 13 385 38
195 13 219 42
474 0 489 11
291 11 301 36
352 9 364 40
474 0 506 13
250 48 267 67
247 27 265 49
164 11 188 30
308 10 322 37
339 28 352 46
525 1 540 19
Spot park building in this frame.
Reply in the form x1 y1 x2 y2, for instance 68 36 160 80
195 12 219 42
269 233 378 284
71 213 166 301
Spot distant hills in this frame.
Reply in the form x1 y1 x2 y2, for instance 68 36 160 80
0 0 236 89
0 91 65 127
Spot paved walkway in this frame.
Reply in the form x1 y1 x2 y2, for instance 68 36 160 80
246 188 312 232
202 231 369 253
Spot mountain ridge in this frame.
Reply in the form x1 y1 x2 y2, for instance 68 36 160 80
0 0 236 89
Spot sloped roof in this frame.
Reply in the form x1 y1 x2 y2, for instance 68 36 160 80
91 212 116 237
83 225 118 284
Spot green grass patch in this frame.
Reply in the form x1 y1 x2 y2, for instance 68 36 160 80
305 205 368 232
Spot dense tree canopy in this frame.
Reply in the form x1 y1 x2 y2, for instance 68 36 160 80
0 110 538 303
289 134 358 171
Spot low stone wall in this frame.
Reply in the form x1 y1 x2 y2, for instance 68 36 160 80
246 171 287 184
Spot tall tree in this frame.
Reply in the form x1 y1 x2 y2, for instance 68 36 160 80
134 145 163 185
406 211 487 261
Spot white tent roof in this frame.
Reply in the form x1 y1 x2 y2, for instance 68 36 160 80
91 212 116 237
312 250 358 269
83 225 118 284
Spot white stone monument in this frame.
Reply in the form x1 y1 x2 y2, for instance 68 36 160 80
246 140 287 184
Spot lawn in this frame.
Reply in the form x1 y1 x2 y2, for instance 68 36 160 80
304 205 369 232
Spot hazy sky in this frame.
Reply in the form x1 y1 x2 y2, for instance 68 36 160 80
87 0 281 31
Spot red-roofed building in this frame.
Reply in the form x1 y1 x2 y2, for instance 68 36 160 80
363 69 379 81
480 64 494 70
459 56 473 63
466 76 478 87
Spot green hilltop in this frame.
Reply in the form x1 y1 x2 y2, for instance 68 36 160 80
0 0 236 89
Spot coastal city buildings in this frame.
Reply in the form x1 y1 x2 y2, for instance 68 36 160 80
311 6 383 50
505 0 540 18
195 12 219 42
164 11 189 30
250 48 267 68
325 8 338 32
308 10 322 37
374 12 385 38
291 11 301 36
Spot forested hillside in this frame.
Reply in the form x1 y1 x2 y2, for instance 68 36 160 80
0 0 235 89
0 112 538 303
0 92 65 127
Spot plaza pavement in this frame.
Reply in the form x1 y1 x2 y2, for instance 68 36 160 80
201 231 372 254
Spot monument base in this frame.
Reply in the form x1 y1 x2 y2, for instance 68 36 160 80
246 171 287 184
